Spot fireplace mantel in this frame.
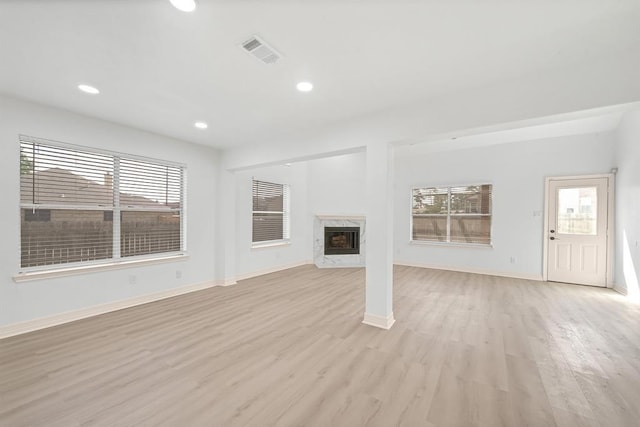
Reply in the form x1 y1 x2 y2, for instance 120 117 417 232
314 215 366 268
315 214 366 221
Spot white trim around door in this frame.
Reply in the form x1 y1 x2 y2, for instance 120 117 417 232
543 174 615 287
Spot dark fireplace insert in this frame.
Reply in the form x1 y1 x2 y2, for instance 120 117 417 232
324 226 360 255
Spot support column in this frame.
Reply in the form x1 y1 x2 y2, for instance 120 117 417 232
215 168 237 286
363 142 395 329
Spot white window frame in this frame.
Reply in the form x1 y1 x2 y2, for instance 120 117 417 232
410 183 493 247
17 135 187 276
251 178 290 248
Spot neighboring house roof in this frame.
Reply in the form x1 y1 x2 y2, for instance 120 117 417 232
20 168 168 208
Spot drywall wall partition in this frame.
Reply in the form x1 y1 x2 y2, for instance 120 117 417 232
393 132 616 279
307 152 367 216
0 95 219 327
233 163 312 279
240 135 618 282
232 152 368 279
614 110 640 296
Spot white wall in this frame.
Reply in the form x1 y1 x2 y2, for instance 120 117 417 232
393 132 617 279
307 151 366 216
240 135 619 282
614 110 640 296
3 94 631 328
233 163 312 279
232 152 368 278
0 96 219 326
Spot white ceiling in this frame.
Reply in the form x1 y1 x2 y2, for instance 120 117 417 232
396 112 624 156
1 0 639 150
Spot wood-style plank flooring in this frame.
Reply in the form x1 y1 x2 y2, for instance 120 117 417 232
1 265 640 426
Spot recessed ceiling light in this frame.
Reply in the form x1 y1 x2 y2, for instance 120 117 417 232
194 121 208 129
77 84 100 95
296 81 313 92
170 0 197 12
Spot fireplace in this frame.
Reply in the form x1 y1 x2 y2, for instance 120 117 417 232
324 227 360 255
314 215 365 268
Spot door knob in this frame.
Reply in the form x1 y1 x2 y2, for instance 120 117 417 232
550 230 555 233
550 237 555 240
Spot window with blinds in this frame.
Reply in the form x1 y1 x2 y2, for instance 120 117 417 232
19 136 185 269
411 184 492 245
252 179 290 244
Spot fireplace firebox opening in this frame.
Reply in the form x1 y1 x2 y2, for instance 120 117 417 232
324 227 360 255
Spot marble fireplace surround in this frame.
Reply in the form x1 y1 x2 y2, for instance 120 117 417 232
314 215 366 268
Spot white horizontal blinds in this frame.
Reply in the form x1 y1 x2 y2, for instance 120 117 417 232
19 136 186 269
120 211 181 257
449 185 492 244
19 138 115 267
411 184 492 244
115 158 183 257
20 139 114 207
412 187 448 242
118 159 182 210
449 185 492 215
283 184 291 240
252 179 288 243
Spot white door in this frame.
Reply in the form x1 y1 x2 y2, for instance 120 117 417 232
547 177 609 287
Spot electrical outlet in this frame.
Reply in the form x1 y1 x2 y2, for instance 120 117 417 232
128 275 137 285
176 270 182 279
510 257 516 264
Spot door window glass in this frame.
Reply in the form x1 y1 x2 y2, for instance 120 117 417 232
557 187 597 235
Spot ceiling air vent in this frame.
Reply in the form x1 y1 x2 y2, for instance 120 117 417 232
241 35 282 65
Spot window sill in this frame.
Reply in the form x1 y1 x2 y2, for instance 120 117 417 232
13 253 189 283
409 240 493 249
251 240 291 250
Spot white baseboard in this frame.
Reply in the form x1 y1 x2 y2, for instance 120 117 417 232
611 283 640 302
0 280 217 340
394 261 544 282
362 312 396 330
235 260 313 282
612 283 628 296
215 278 238 287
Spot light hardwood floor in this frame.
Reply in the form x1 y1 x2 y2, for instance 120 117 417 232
1 265 640 426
